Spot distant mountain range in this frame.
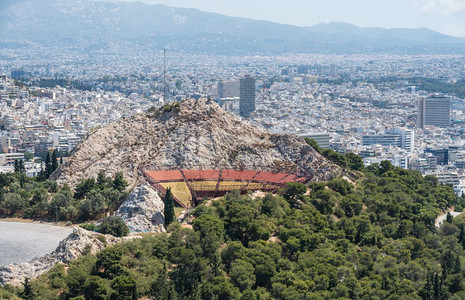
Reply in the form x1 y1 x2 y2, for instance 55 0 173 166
1 0 465 55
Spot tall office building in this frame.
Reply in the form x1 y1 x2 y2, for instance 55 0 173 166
417 95 450 129
330 64 337 76
239 75 255 117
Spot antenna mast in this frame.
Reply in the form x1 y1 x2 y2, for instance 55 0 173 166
163 49 167 100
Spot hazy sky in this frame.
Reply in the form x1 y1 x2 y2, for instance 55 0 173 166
120 0 465 37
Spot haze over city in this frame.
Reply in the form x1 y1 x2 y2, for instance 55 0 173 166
122 0 465 37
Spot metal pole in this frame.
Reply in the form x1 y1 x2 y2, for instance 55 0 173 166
163 48 166 99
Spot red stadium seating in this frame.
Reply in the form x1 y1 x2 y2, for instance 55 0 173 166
182 169 220 180
253 171 289 183
279 174 298 183
144 169 310 207
146 170 184 182
221 170 259 181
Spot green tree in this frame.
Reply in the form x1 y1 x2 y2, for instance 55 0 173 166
51 149 58 173
74 178 95 200
1 192 26 213
96 171 111 189
446 212 453 223
345 152 364 171
379 160 394 174
230 259 256 291
150 266 170 299
111 275 138 300
339 194 363 217
49 186 74 220
168 247 205 296
164 188 175 227
14 159 25 173
45 151 52 177
83 276 111 300
327 178 353 195
93 247 123 279
24 152 34 161
21 278 33 300
78 190 106 220
14 159 19 173
113 172 128 192
321 148 347 167
280 182 307 207
99 216 129 237
192 214 225 258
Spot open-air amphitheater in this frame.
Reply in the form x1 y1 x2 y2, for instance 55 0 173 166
143 168 311 207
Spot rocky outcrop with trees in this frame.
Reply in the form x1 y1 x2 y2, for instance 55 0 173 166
0 227 130 286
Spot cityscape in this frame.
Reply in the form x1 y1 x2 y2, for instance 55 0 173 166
2 0 465 299
2 53 465 193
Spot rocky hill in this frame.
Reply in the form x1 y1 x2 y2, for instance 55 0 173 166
116 184 165 233
53 98 341 189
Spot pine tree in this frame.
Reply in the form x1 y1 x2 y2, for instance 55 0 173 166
60 156 63 165
51 149 58 173
453 255 461 274
151 265 169 299
113 172 128 192
97 170 109 188
14 159 19 173
19 160 25 173
21 278 33 299
459 224 464 243
434 273 441 299
14 160 25 173
446 211 453 223
38 163 45 181
420 272 433 300
164 188 175 227
441 251 453 279
45 151 52 177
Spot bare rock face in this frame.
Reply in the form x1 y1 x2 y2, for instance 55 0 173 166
116 184 165 234
53 98 341 188
0 227 127 286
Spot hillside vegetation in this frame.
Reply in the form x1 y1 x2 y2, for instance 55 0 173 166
0 171 127 222
3 162 465 299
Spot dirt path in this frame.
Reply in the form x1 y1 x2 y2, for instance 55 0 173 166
435 208 462 228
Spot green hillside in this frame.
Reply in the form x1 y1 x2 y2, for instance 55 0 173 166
2 161 465 299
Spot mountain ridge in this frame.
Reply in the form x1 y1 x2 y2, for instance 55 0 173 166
1 0 465 54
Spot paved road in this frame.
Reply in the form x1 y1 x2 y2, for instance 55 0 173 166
0 221 73 266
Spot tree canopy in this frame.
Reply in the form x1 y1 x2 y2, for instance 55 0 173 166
5 163 465 299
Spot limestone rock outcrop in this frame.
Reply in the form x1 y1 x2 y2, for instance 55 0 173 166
53 98 341 188
0 228 128 286
116 184 165 233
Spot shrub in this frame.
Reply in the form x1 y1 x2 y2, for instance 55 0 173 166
98 217 129 237
80 223 98 231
